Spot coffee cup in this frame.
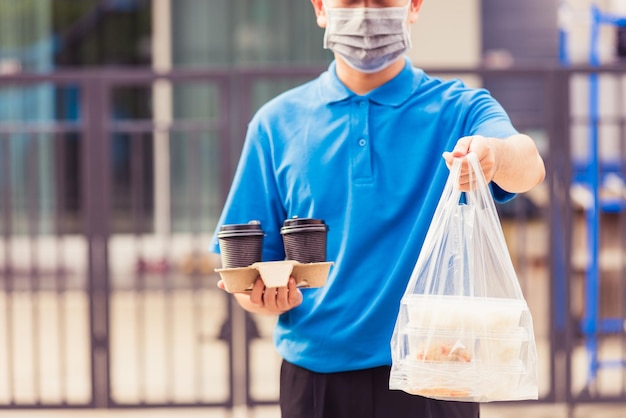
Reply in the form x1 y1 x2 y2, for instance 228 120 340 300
217 221 264 268
280 217 328 263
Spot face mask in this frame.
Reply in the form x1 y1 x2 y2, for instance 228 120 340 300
322 1 412 73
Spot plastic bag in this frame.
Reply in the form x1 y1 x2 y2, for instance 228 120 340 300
389 153 539 402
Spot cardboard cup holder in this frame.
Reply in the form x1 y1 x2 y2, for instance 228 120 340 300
215 260 333 293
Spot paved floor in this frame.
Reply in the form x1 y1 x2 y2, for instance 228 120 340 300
0 403 625 418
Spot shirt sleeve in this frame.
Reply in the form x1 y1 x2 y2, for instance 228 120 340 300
466 89 519 139
210 118 288 261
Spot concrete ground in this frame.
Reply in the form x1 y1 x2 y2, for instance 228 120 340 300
0 403 625 418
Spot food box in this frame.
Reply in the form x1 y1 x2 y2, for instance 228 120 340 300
398 359 532 402
391 294 537 401
402 294 527 332
401 327 529 367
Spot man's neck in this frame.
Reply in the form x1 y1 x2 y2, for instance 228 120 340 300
335 56 406 96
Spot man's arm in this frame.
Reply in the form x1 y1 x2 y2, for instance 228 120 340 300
443 134 546 193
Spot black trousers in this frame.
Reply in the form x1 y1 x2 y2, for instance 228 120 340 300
279 360 480 418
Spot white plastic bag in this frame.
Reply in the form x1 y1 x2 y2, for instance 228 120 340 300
389 153 539 402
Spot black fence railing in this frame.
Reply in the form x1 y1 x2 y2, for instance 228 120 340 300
0 65 625 412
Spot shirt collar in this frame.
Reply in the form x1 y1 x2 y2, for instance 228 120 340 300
319 61 354 104
318 56 423 107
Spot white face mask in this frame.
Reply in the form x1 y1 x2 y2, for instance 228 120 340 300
322 1 412 73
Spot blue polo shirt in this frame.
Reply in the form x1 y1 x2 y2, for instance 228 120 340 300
211 57 517 373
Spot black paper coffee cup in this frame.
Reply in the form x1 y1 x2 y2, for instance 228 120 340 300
281 217 328 263
217 221 264 268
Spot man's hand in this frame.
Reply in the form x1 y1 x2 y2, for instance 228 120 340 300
218 276 303 315
442 135 497 191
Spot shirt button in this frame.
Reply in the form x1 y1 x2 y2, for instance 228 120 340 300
358 138 367 146
359 101 366 108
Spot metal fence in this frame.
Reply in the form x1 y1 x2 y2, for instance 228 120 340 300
0 64 625 411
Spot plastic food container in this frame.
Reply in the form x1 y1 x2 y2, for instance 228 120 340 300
402 294 527 332
400 327 529 367
391 294 536 401
398 359 532 402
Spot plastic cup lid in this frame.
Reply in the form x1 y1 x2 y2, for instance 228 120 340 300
218 221 264 237
282 217 326 227
281 217 328 233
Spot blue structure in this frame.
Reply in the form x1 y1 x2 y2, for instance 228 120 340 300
561 3 626 389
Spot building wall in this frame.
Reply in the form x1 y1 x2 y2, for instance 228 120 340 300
5 0 625 234
0 1 55 234
408 0 481 68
